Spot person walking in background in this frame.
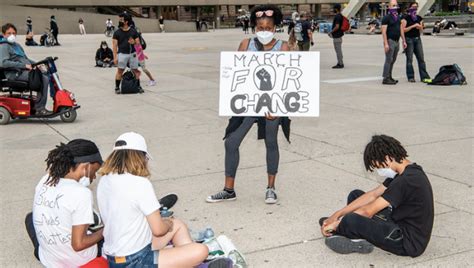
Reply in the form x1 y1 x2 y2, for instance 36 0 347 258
78 18 86 35
329 4 345 69
135 41 156 86
26 16 32 34
381 0 406 85
50 15 60 46
401 2 431 83
243 16 250 34
159 16 165 33
294 12 313 51
195 17 201 32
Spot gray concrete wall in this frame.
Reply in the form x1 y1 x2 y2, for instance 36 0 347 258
0 5 159 34
0 5 199 34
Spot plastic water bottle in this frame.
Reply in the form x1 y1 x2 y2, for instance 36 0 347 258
204 227 215 239
160 207 173 217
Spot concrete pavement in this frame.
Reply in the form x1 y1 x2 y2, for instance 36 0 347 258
0 29 472 267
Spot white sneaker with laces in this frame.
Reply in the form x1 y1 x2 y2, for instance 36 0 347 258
148 80 157 86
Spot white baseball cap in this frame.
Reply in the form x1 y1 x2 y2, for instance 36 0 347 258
113 132 153 159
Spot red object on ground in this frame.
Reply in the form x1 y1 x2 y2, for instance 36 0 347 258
80 257 108 268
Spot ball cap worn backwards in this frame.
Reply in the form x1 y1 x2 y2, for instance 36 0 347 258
113 132 153 159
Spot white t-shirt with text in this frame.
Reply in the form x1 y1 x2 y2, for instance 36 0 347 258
97 173 161 256
33 175 97 268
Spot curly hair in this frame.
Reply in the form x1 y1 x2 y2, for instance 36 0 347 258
363 135 408 171
250 4 283 26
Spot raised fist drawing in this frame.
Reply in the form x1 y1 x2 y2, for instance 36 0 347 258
256 68 273 91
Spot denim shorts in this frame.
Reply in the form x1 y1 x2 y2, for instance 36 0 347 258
107 244 159 268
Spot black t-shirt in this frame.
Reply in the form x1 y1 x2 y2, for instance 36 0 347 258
159 18 164 24
295 20 311 43
403 15 423 38
332 14 344 38
113 27 139 54
382 14 401 41
382 164 434 257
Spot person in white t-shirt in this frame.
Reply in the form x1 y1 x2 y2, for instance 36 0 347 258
97 132 208 267
27 139 106 268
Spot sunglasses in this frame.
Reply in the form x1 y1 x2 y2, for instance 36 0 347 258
255 10 274 18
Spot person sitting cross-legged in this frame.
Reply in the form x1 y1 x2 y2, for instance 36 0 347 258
320 134 434 257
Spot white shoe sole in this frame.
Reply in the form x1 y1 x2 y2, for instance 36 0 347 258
265 198 278 204
206 196 237 203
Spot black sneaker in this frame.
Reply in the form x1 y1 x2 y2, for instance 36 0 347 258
206 189 236 203
332 64 344 69
408 78 416 83
390 77 399 83
115 87 120 94
325 235 374 254
382 78 397 85
159 193 178 210
139 87 145 94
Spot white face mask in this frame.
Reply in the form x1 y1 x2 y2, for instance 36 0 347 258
256 31 274 45
102 46 107 49
78 164 91 187
376 168 397 179
7 35 16 43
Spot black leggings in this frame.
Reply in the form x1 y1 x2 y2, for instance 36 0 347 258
25 212 103 261
224 117 280 178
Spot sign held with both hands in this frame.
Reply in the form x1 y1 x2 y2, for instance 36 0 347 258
219 51 320 117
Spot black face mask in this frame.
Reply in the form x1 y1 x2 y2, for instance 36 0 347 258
118 21 124 28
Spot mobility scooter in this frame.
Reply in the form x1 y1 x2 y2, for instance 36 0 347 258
0 57 79 125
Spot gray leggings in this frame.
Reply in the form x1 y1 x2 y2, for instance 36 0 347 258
225 117 280 178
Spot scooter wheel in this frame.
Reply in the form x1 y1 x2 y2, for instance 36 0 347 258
60 109 77 123
0 107 11 125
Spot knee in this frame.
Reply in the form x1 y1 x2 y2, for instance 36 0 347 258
340 212 360 226
265 138 278 151
194 243 209 262
224 137 238 152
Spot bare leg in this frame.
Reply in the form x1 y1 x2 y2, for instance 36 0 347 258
224 176 235 189
267 174 276 188
132 69 141 79
142 68 155 81
115 68 124 80
152 218 208 268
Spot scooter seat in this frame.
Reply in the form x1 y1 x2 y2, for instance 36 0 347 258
0 79 29 91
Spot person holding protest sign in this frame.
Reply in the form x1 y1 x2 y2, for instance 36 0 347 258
207 4 291 205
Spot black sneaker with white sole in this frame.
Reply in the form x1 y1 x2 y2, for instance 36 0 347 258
206 189 236 203
325 235 374 254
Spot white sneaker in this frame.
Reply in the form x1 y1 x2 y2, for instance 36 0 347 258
148 80 157 86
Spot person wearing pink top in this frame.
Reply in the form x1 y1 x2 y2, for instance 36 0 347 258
134 43 156 86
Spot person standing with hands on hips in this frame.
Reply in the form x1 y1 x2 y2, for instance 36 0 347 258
381 0 406 85
206 4 291 205
112 12 142 94
401 2 431 83
329 4 345 69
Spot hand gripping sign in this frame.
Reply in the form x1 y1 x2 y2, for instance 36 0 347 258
219 51 319 117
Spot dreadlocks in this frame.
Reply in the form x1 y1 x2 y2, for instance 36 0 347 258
45 139 99 186
363 135 408 171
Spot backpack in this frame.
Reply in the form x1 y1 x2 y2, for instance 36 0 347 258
138 33 147 50
120 70 141 94
28 68 43 92
341 16 350 32
294 21 304 41
429 64 467 86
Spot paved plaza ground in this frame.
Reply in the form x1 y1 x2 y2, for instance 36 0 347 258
0 29 473 267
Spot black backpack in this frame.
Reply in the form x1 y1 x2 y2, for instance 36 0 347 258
120 70 140 94
138 33 146 50
429 64 467 86
28 68 43 91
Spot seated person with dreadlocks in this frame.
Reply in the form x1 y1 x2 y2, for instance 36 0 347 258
26 139 106 267
319 135 434 257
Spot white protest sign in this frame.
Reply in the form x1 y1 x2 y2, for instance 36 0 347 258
219 51 319 117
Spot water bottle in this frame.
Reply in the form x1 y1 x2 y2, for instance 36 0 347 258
160 207 173 217
228 250 247 268
204 227 215 239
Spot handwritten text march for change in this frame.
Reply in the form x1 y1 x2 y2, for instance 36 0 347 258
219 51 320 117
